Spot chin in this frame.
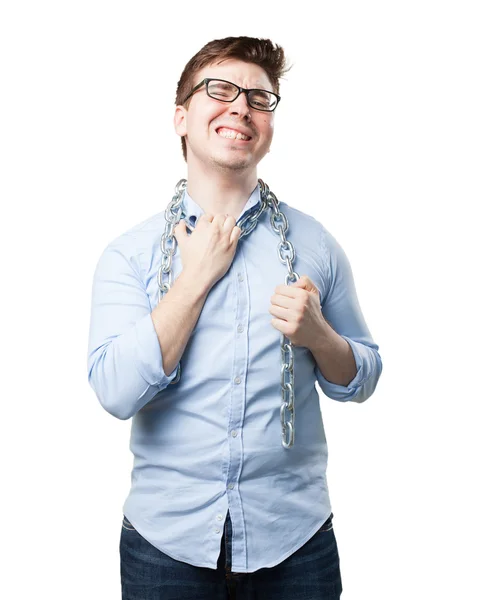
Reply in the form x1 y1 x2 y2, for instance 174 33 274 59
210 154 253 171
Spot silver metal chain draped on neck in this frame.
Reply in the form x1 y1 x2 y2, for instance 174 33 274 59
158 179 300 449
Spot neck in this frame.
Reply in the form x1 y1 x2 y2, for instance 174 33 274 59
185 160 259 221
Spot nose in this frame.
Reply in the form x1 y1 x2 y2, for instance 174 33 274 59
227 91 252 120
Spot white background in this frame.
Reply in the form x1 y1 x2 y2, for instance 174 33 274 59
1 1 477 598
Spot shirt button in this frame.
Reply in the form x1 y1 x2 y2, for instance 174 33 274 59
214 527 221 534
234 376 241 384
238 273 244 282
228 483 235 490
231 430 238 438
216 514 223 521
237 324 244 333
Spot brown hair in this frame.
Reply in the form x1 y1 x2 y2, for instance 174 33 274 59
175 36 291 161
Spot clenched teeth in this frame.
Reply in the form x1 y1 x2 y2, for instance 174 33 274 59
217 127 251 141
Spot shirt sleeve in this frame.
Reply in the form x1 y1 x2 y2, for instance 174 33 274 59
314 227 383 403
86 241 180 420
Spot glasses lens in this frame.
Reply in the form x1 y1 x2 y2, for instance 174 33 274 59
248 90 277 111
207 80 239 101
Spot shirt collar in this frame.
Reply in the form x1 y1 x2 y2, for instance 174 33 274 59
181 183 262 227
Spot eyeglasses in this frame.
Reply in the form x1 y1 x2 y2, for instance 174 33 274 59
182 78 281 112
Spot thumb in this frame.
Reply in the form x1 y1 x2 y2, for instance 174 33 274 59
293 275 317 293
173 220 186 243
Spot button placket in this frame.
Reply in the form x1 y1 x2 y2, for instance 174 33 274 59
222 257 248 568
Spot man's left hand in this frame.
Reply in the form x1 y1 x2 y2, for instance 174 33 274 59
269 275 327 348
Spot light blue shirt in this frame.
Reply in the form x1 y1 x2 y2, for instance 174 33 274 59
87 183 382 573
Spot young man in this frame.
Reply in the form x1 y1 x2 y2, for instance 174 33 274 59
87 36 382 599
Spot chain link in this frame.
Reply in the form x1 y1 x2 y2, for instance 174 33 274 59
158 179 299 448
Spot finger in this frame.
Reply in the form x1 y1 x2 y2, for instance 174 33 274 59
200 213 214 223
275 284 300 298
230 225 241 245
174 220 186 239
223 215 237 229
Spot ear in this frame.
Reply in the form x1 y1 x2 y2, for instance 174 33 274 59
174 105 187 137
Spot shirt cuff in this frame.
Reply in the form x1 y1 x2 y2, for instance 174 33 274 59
314 335 367 401
129 312 180 388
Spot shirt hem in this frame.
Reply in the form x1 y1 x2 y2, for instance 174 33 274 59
230 510 333 573
123 509 333 573
122 511 222 571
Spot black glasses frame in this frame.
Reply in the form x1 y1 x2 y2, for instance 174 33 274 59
182 78 281 112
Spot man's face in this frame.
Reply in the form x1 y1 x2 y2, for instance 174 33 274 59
175 59 276 172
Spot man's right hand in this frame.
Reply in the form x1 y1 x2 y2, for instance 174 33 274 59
174 213 242 290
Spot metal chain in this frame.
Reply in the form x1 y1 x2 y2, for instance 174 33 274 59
158 179 299 448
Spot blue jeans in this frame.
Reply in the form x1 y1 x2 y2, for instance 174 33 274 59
120 510 343 599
